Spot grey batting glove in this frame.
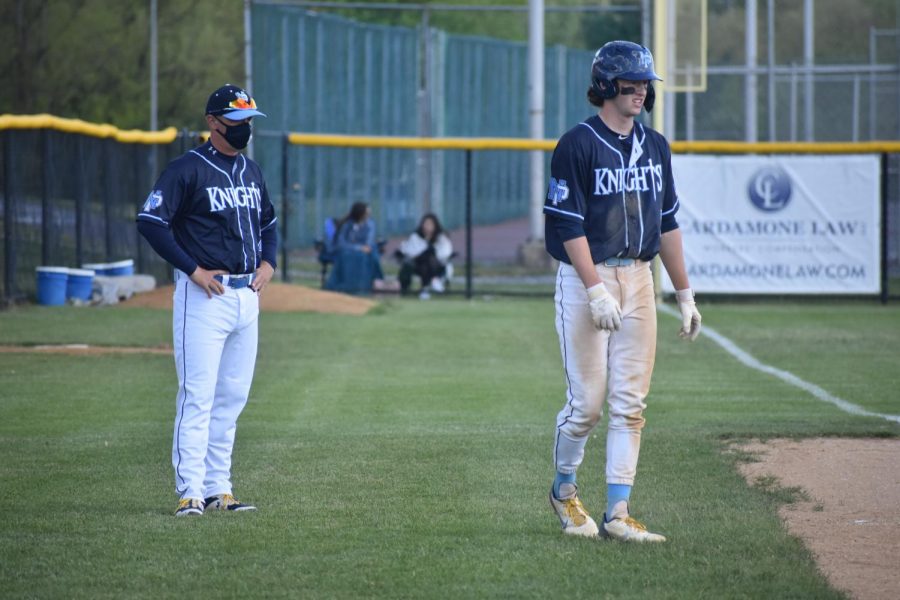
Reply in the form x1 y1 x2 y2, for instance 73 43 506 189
586 282 622 331
675 288 702 341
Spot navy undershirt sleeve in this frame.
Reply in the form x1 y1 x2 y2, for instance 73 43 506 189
260 224 278 269
551 216 587 243
659 142 680 234
137 220 198 275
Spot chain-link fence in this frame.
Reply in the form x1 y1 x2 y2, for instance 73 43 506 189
0 128 189 301
673 68 900 142
250 6 595 249
886 153 900 295
249 4 900 297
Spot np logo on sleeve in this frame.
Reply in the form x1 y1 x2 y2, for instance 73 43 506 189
748 167 792 212
548 178 569 205
143 190 163 212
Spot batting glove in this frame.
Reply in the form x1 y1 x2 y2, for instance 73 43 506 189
586 282 622 331
675 288 702 341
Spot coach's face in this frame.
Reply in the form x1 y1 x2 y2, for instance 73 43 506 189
613 79 649 118
206 114 252 154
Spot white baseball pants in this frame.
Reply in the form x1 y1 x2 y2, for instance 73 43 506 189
553 261 657 486
171 271 259 500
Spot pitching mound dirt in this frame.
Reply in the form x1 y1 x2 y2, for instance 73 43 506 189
119 283 374 315
734 438 900 600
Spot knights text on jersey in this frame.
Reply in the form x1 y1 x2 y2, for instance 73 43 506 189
543 115 679 265
136 142 277 274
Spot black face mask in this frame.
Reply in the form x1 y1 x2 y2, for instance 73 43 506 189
215 116 252 150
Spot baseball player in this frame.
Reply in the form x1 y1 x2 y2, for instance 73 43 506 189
136 84 277 516
544 42 701 542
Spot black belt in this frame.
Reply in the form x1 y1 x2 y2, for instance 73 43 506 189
213 273 255 289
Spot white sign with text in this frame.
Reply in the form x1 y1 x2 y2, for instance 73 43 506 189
662 155 881 294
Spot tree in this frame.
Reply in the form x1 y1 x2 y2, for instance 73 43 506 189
0 0 244 129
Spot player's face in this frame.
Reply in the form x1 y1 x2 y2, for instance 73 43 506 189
421 217 435 238
613 79 649 117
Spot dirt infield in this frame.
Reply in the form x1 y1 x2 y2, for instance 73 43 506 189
734 438 900 600
119 282 375 315
0 285 371 356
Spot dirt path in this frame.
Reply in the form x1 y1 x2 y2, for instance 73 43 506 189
119 282 374 315
735 438 900 600
1 285 373 355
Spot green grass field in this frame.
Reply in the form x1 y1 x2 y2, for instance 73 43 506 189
1 297 898 598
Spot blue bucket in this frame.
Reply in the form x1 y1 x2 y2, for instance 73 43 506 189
35 267 69 306
82 262 109 276
66 268 95 301
104 259 134 276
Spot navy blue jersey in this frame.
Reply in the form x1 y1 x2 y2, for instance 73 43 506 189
137 142 277 274
544 115 679 264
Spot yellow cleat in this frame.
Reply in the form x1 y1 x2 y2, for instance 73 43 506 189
549 487 600 537
601 514 667 543
175 498 204 517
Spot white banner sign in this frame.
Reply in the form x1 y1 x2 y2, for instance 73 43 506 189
663 155 881 294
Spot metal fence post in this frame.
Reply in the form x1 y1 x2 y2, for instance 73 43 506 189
3 132 15 301
465 149 473 300
417 8 432 213
881 152 889 304
41 130 51 265
790 64 798 142
281 133 289 282
767 0 776 141
75 136 85 268
103 140 113 259
869 27 876 140
134 146 145 274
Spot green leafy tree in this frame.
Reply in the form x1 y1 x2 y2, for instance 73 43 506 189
0 0 244 129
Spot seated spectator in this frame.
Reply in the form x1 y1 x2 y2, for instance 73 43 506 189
325 202 384 295
397 213 453 299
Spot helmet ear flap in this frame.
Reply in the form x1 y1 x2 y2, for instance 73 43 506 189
592 75 619 100
644 82 656 113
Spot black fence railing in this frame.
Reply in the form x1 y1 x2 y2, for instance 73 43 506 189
2 119 899 303
1 126 194 302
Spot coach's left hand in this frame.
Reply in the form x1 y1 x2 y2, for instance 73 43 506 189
675 289 702 341
251 261 275 294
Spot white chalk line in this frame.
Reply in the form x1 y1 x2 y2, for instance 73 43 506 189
658 303 900 425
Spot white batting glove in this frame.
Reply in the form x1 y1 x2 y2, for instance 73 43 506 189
675 288 702 341
586 282 622 331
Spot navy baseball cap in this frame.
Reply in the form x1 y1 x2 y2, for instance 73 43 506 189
206 84 266 120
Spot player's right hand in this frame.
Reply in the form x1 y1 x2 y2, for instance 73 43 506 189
675 288 702 341
189 266 226 298
586 282 622 331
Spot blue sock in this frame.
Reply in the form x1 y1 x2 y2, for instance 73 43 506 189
552 471 576 499
606 484 632 519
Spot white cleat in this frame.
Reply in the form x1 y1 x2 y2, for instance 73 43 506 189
549 485 600 538
601 503 667 543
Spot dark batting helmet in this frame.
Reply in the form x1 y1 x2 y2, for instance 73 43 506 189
590 41 662 112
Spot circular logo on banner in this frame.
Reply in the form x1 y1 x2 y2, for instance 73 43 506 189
748 167 792 212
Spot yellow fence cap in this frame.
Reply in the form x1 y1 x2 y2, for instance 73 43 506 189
0 114 177 144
